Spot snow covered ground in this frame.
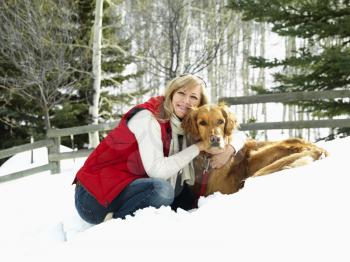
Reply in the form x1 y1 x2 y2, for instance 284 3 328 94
0 137 349 262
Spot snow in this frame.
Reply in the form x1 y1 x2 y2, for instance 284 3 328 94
0 137 349 262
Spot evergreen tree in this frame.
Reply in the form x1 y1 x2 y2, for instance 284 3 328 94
54 1 144 130
228 0 350 138
50 0 95 149
0 91 45 150
0 0 142 150
100 2 145 118
0 0 83 149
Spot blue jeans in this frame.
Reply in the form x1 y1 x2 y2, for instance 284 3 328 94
75 178 175 224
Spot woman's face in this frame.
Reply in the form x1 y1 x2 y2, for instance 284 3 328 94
171 85 201 119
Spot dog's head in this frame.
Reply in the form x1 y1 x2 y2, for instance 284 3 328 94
182 103 238 150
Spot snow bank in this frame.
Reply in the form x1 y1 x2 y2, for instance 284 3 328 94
1 138 349 262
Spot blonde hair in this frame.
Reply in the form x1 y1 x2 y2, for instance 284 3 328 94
160 74 209 120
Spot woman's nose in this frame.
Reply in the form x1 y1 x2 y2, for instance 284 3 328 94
183 95 191 104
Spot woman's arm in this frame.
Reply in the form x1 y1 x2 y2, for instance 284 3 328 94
128 110 200 180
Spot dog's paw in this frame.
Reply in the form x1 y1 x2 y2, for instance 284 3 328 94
319 151 329 159
252 170 269 177
288 156 313 168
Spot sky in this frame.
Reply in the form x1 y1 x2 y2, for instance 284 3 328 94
0 136 349 262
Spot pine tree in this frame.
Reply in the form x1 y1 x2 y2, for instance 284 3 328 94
228 0 350 138
56 0 144 148
99 1 145 118
0 91 45 153
0 0 141 150
50 0 94 141
0 0 83 149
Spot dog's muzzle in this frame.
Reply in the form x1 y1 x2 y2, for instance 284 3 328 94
209 135 221 147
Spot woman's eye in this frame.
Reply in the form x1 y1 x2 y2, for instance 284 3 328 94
177 91 185 95
217 119 224 125
190 96 199 100
199 121 207 126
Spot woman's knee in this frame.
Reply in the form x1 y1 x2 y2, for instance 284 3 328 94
75 185 107 224
150 178 174 207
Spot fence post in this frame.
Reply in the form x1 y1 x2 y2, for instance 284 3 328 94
48 136 61 174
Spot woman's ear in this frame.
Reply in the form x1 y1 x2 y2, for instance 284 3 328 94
219 102 238 136
182 107 199 139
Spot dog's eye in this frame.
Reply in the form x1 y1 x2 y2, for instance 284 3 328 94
199 120 207 126
217 119 224 125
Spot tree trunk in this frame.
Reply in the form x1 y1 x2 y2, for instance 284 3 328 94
242 21 251 123
178 0 190 74
285 36 296 137
258 23 267 140
43 104 51 131
89 0 103 148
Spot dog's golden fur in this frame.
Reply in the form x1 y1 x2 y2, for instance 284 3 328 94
182 103 329 196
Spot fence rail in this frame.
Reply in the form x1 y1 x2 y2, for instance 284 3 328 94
0 139 54 160
46 121 118 137
220 89 350 132
48 149 94 161
219 90 350 105
0 139 55 183
0 163 55 183
0 121 119 183
239 119 350 131
1 90 349 183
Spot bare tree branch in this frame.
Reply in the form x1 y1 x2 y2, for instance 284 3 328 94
0 0 85 130
129 0 235 80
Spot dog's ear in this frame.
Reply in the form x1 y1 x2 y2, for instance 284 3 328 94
219 102 238 136
182 107 199 139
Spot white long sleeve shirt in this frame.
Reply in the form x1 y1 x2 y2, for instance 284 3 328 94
127 110 246 180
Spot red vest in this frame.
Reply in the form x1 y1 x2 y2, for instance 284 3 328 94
74 96 172 206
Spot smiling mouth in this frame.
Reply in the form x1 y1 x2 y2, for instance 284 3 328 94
177 106 188 112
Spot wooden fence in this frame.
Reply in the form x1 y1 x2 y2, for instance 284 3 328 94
0 121 118 183
1 90 349 183
219 90 350 131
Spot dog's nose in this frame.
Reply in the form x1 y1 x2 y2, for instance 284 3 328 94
209 135 221 145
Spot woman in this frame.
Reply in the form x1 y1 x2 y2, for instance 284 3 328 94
74 74 242 224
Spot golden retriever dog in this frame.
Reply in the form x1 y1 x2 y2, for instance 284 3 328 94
182 103 329 197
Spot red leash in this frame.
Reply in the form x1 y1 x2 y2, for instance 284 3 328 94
199 169 209 197
198 157 211 198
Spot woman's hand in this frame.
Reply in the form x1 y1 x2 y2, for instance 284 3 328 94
196 142 236 169
210 145 235 169
195 141 206 152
